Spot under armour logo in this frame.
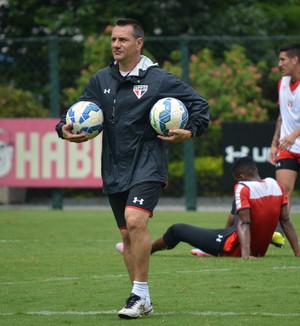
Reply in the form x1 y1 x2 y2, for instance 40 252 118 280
216 234 223 243
225 146 249 163
133 197 144 205
104 89 110 94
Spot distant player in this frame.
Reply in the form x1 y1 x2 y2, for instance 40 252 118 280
269 43 300 213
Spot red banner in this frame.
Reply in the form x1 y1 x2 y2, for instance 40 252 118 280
0 119 103 188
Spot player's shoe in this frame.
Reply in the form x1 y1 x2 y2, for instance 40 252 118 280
271 232 285 248
191 248 212 257
115 242 124 254
118 293 153 319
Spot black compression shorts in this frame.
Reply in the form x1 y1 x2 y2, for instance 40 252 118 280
163 223 236 256
108 182 163 229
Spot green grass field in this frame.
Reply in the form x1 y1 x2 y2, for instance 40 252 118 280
1 208 300 326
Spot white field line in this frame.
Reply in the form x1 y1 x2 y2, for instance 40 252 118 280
1 310 300 317
1 265 300 285
271 265 300 269
0 240 22 243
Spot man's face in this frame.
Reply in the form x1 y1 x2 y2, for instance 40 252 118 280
111 25 142 66
278 51 296 76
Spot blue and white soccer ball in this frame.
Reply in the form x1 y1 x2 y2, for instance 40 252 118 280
149 97 189 136
66 101 104 140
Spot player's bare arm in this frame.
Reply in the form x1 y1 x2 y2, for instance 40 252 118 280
157 129 193 143
237 208 255 259
224 212 235 228
279 204 300 256
62 124 89 143
269 114 282 165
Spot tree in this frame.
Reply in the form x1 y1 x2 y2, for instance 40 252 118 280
1 0 300 38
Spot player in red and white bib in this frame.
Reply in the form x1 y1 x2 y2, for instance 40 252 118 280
269 43 300 211
118 157 300 259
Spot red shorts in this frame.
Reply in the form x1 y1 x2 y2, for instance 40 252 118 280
275 149 300 172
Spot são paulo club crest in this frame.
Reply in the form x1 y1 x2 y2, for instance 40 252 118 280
133 85 148 99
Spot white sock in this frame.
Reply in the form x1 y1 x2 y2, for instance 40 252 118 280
132 281 151 303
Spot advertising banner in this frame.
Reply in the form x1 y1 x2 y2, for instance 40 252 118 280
0 119 103 188
222 122 276 191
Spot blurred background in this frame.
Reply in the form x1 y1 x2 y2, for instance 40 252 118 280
1 0 300 209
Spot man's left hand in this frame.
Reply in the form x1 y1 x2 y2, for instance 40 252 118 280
157 129 193 143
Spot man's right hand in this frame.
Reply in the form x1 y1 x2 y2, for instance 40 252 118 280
269 145 277 166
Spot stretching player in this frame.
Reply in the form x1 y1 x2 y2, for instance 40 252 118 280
117 157 300 258
117 200 286 257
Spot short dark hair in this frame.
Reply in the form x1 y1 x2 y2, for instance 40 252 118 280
278 43 300 60
231 156 258 177
115 18 144 40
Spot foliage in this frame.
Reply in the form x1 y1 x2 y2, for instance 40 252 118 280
62 33 112 106
167 156 223 196
192 46 273 123
163 45 279 155
2 0 300 38
0 86 49 117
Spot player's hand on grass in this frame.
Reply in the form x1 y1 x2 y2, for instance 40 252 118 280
157 129 192 143
62 123 89 143
241 255 256 260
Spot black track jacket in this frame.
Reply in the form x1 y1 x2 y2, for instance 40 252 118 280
56 56 210 194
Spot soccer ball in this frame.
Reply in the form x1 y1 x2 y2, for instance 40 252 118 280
149 97 189 135
66 101 104 140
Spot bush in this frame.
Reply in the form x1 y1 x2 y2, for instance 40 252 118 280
166 156 224 197
0 86 49 117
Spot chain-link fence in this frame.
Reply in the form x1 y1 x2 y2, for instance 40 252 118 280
1 34 300 207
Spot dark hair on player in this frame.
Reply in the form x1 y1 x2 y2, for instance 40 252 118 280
231 156 258 177
278 43 300 60
115 18 144 40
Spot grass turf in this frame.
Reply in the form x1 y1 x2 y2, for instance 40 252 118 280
0 209 300 325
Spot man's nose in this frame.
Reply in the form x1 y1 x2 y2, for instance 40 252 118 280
113 40 120 47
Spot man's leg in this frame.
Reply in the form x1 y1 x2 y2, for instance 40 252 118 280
118 207 153 319
119 228 134 283
159 223 225 256
125 207 151 282
116 182 163 319
276 169 298 212
151 236 168 253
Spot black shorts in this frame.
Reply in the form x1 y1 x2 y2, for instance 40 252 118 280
163 223 236 256
275 150 300 172
108 182 164 229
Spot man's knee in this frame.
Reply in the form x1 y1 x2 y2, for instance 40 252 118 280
125 209 149 232
168 223 186 234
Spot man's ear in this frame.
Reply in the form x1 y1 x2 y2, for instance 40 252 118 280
136 38 143 51
292 55 299 65
234 173 247 182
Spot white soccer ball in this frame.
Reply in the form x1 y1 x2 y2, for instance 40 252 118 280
66 101 104 140
149 97 189 136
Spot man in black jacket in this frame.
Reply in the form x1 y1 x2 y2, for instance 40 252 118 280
56 17 210 319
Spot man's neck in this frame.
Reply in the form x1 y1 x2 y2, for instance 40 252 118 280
290 71 300 83
118 55 141 72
